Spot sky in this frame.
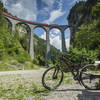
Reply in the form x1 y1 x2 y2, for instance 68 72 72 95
1 0 86 51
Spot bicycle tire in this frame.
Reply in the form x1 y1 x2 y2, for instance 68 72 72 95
42 66 64 90
80 64 100 90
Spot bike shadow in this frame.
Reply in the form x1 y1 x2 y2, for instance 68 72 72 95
55 88 84 92
77 90 100 100
55 88 100 100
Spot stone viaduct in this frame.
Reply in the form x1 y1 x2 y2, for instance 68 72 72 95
3 12 69 63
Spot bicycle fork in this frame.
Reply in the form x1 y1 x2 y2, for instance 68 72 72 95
52 66 59 79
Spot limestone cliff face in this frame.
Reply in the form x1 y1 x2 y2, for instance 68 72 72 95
68 0 100 44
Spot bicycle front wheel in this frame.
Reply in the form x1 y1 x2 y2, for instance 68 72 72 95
42 66 64 90
80 64 100 90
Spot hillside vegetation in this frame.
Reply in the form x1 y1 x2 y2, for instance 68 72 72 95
67 0 100 61
0 2 33 70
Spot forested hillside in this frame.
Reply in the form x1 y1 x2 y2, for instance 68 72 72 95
68 0 100 51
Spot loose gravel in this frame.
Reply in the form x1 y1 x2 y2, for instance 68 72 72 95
0 69 100 100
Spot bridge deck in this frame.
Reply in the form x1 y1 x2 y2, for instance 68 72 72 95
2 12 59 26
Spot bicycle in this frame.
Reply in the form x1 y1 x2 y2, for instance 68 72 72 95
42 53 100 90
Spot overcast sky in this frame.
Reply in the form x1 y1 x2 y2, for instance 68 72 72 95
1 0 86 50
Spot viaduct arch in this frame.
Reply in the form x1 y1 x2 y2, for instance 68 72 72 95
2 12 69 63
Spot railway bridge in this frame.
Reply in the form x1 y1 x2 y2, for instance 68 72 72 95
3 12 69 63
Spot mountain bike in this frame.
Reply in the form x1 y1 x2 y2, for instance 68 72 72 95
42 53 100 90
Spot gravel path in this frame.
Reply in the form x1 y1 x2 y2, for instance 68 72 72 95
43 82 100 100
0 68 45 85
0 69 45 75
0 69 100 100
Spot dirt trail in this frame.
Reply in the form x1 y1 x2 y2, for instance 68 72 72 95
0 69 100 100
0 68 45 85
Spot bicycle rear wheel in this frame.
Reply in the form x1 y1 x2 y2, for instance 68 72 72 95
42 66 64 90
80 64 100 90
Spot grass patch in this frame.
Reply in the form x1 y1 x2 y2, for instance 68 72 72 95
0 59 41 71
0 57 47 71
0 74 50 100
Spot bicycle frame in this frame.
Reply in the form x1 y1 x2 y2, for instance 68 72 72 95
58 54 86 84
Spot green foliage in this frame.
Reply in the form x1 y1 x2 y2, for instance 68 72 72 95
0 25 30 61
92 2 100 19
16 51 31 64
75 22 100 50
69 46 97 62
34 34 60 66
72 2 100 51
68 0 100 46
50 45 60 64
0 38 5 59
92 2 100 32
19 34 29 51
74 2 100 57
33 57 39 65
59 46 97 72
34 34 46 58
33 55 45 66
16 25 29 51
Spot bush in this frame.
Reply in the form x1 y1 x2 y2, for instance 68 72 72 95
37 55 45 66
16 51 31 64
33 55 45 66
33 58 39 65
58 46 98 72
0 39 5 59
